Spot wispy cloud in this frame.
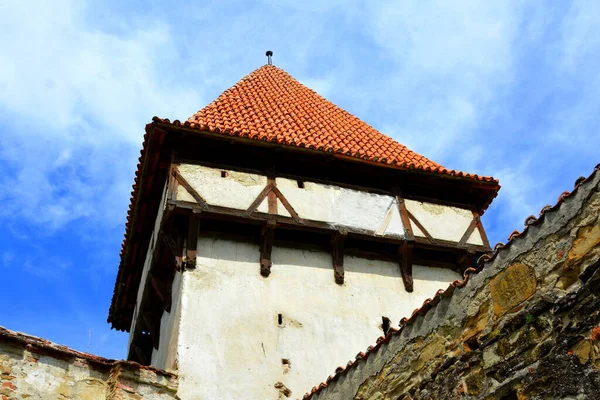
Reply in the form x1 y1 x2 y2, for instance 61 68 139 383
0 0 202 230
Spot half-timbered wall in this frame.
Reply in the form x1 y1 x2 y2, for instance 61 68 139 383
127 162 491 398
175 164 486 245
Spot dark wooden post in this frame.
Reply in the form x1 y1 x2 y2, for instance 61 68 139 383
331 230 347 284
399 241 414 292
260 220 276 277
184 216 199 269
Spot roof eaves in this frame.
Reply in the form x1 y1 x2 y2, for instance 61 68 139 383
151 117 499 186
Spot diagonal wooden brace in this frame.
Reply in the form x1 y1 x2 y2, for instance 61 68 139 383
183 216 199 270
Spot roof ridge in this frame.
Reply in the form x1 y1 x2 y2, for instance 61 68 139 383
301 163 600 400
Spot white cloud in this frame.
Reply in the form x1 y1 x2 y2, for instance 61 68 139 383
0 0 202 230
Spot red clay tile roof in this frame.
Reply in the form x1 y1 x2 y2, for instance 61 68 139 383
180 65 496 183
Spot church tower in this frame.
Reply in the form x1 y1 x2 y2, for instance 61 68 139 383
108 60 498 399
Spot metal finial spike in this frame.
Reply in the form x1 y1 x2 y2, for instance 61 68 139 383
266 50 273 65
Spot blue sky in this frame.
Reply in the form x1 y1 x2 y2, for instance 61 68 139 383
0 0 598 360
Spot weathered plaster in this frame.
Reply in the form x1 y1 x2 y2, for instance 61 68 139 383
0 327 178 400
173 238 461 400
405 199 483 245
177 163 268 212
176 164 486 244
151 270 183 371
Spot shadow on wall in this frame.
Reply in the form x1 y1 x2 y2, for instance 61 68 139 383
197 236 460 282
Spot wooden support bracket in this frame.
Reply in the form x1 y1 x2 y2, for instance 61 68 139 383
183 216 199 270
260 220 276 277
331 230 347 284
399 241 414 292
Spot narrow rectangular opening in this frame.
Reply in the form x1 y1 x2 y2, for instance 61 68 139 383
297 180 305 188
382 316 391 335
221 170 228 178
278 313 283 325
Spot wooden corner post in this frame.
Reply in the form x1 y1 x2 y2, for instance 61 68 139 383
183 216 199 270
331 230 347 284
399 241 414 292
260 220 276 277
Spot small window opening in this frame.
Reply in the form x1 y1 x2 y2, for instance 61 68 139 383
278 313 283 325
221 170 229 178
297 180 305 188
281 358 290 366
382 316 391 335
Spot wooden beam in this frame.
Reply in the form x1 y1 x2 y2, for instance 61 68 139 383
407 210 436 245
168 199 491 253
474 211 491 248
395 193 415 241
399 241 414 292
271 185 302 224
173 169 209 210
246 183 273 216
267 177 278 214
167 164 179 201
331 230 347 284
458 215 479 247
184 216 199 269
260 220 276 277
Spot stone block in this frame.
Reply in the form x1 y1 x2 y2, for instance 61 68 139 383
490 263 537 317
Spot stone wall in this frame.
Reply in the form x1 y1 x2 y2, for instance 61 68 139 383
307 167 600 400
0 327 178 400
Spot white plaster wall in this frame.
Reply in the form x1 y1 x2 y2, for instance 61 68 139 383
151 270 184 371
405 199 484 245
174 237 461 400
276 177 405 237
176 164 486 245
177 164 268 212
